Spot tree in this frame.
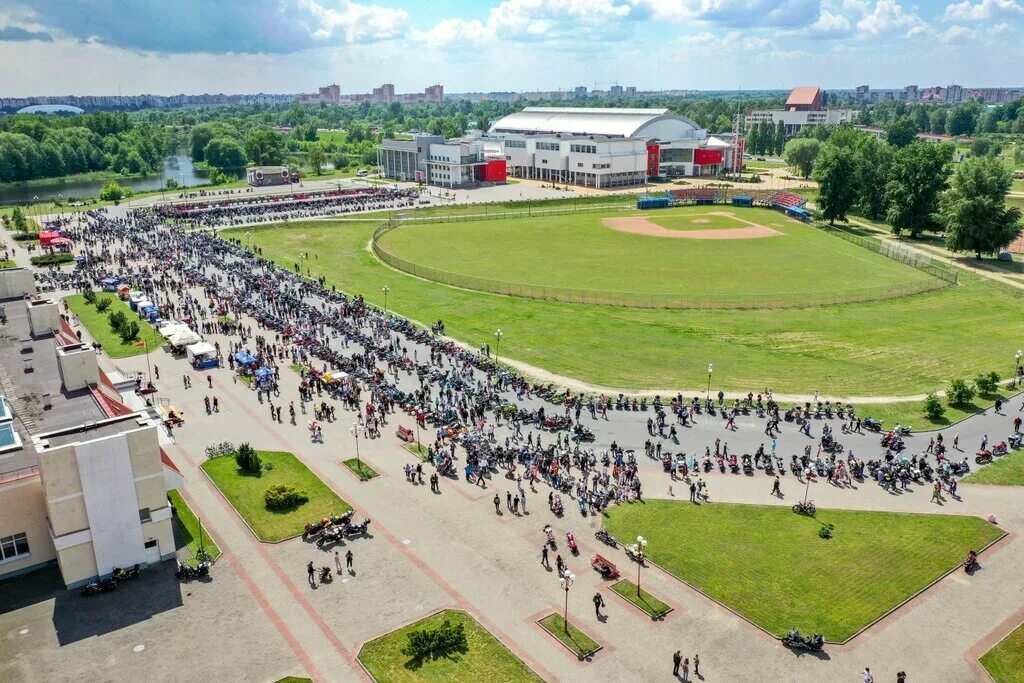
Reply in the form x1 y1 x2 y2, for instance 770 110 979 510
974 371 1000 395
855 136 893 220
746 125 760 157
234 443 261 473
938 156 1022 258
812 143 858 224
11 207 28 232
946 105 978 136
307 144 326 175
99 181 126 202
783 138 821 178
189 123 217 162
885 116 918 148
946 378 976 407
1014 111 1024 134
929 109 947 134
775 120 786 155
203 138 247 175
970 138 994 157
244 127 285 166
884 142 951 237
118 320 140 344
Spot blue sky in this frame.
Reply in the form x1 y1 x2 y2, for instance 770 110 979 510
0 0 1021 96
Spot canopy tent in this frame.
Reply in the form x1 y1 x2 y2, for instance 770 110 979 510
158 322 190 339
168 329 202 348
38 230 61 246
322 370 349 383
234 351 257 366
254 367 274 378
186 341 219 368
101 277 120 291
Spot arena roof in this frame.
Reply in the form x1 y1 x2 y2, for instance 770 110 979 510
786 87 821 108
489 107 703 140
17 104 84 115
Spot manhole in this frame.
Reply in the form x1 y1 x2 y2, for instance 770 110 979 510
133 644 145 653
402 539 412 545
19 628 28 635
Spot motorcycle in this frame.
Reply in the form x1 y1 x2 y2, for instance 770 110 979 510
975 450 993 464
624 543 646 564
991 442 1009 456
863 417 883 432
174 561 210 581
112 564 140 582
81 577 118 597
343 518 371 537
543 524 557 550
964 551 978 574
303 518 328 540
595 528 618 548
566 531 579 556
783 629 825 651
551 495 564 516
316 525 345 548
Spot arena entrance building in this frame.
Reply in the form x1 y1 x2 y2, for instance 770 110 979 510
487 107 734 186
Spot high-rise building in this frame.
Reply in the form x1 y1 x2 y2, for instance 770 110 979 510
945 84 963 103
372 83 396 103
318 83 340 104
573 86 588 99
609 85 624 97
424 84 444 103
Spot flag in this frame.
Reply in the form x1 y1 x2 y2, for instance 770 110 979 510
135 340 147 348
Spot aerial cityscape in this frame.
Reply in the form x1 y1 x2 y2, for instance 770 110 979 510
1 2 1024 682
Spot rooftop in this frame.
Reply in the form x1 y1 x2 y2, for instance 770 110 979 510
0 300 106 477
489 106 701 139
786 86 821 108
34 412 155 451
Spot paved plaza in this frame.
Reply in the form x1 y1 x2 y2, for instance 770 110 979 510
3 213 1024 683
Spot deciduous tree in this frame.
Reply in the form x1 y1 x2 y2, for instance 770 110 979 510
938 156 1022 258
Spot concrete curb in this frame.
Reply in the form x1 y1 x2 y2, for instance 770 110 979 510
536 613 603 661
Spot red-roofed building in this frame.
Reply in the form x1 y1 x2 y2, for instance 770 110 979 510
786 86 822 112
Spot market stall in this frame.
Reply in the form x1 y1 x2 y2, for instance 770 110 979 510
186 341 219 369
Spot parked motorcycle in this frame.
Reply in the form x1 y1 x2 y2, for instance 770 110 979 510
783 629 825 651
595 528 618 548
566 531 579 556
112 564 140 581
81 578 118 597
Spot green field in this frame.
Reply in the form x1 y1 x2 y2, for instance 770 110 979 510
201 450 351 542
537 614 601 658
980 621 1024 682
378 207 930 296
357 610 542 682
229 217 1024 396
64 294 165 358
962 447 1024 486
167 489 221 561
609 579 672 618
603 501 1003 641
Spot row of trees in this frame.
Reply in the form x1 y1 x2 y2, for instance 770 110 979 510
812 126 1021 257
0 113 175 183
861 98 1024 138
745 120 786 156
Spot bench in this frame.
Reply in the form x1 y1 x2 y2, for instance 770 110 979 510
591 553 619 579
396 425 415 442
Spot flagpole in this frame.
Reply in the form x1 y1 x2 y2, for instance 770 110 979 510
143 339 152 387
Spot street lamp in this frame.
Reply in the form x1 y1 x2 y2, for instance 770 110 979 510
635 535 648 596
1015 349 1022 376
245 230 252 251
706 363 714 401
494 328 503 365
803 467 812 503
559 571 576 632
382 285 390 315
350 423 361 471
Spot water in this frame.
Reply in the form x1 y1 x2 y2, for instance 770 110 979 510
0 152 209 205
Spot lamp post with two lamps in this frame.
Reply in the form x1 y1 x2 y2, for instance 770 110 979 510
382 285 390 315
706 363 713 401
635 535 648 596
494 328 503 365
559 571 576 632
350 422 362 472
1015 349 1022 378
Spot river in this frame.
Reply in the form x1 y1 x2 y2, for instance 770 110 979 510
0 153 209 205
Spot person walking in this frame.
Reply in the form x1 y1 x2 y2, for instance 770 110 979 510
682 657 690 682
693 653 699 677
931 481 943 504
689 481 697 503
345 549 353 571
672 650 681 677
493 493 501 514
334 550 343 574
862 667 873 683
593 591 604 617
307 561 316 587
541 545 550 569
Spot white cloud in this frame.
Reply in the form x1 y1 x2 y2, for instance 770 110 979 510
631 0 822 28
295 0 408 43
943 0 1023 21
941 24 978 41
807 9 853 35
856 0 929 36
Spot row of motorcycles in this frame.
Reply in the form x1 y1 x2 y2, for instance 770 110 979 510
80 564 141 597
975 435 1020 463
302 510 372 547
175 561 211 581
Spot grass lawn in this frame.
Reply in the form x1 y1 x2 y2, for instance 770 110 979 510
603 501 1003 641
358 609 542 682
855 392 1016 431
167 489 221 561
0 259 15 269
274 678 312 683
377 207 929 297
63 294 165 359
289 362 305 375
537 614 601 658
201 450 351 542
405 443 430 461
228 216 1024 396
609 579 672 618
342 458 378 480
980 621 1024 683
962 447 1024 486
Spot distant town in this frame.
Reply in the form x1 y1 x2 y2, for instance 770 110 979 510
3 82 1023 113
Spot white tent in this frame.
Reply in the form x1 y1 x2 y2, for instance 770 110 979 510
186 341 217 363
158 322 190 339
168 329 202 348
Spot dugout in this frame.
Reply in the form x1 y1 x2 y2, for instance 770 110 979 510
731 195 753 207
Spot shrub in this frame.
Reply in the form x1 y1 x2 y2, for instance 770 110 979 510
30 253 74 266
95 297 112 312
12 232 37 242
11 207 28 232
974 371 1000 396
118 320 140 343
401 619 468 662
82 289 97 304
947 378 976 407
818 523 834 540
234 443 261 473
923 392 946 421
264 484 308 511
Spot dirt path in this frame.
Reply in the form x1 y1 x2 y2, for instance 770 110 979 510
602 214 781 240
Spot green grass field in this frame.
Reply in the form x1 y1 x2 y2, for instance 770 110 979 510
537 614 601 658
201 450 351 542
980 621 1024 683
603 501 1003 641
64 294 165 358
342 458 378 480
609 579 672 618
230 217 1024 396
167 489 221 561
357 610 542 682
962 447 1024 486
378 207 929 296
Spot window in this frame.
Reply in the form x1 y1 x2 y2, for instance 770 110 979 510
570 144 596 154
593 163 611 169
660 148 693 163
505 139 526 149
0 532 30 562
536 142 559 151
577 163 584 167
139 508 151 523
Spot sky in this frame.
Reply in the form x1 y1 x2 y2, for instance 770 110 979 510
0 0 1022 97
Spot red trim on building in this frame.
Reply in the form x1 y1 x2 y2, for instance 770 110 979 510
646 143 660 177
482 159 507 182
694 149 724 166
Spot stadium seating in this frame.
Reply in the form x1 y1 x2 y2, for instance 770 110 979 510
771 192 808 209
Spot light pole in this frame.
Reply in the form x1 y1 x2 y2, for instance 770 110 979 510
635 535 648 596
494 328 503 365
245 230 252 252
382 285 390 315
803 467 812 503
559 571 576 632
1015 349 1022 377
350 423 361 471
706 363 713 401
